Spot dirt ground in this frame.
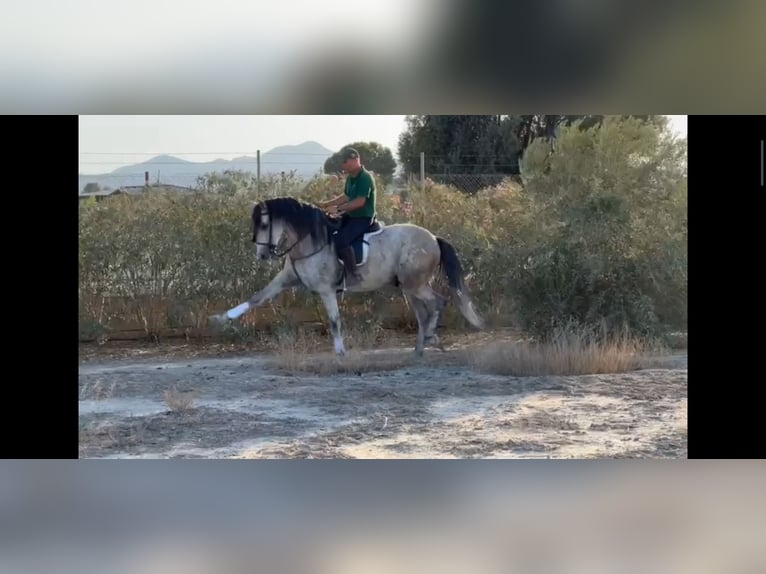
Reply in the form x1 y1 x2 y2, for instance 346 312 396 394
79 335 687 459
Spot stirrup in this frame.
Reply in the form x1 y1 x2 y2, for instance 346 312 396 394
336 271 347 296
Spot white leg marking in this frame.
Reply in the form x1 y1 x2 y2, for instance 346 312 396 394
226 302 251 319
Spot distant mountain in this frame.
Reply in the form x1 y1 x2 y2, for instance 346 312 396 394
79 141 335 193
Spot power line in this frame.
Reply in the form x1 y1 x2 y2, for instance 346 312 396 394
79 161 329 166
78 151 334 156
80 171 326 179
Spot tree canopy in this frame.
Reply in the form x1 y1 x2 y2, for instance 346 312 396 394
323 141 397 184
397 115 669 187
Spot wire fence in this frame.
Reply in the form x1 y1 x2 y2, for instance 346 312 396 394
79 150 523 196
425 173 520 194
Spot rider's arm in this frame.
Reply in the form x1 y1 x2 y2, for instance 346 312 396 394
319 194 347 209
337 196 366 214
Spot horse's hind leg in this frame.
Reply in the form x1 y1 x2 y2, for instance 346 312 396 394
425 291 448 350
403 290 429 356
412 286 447 351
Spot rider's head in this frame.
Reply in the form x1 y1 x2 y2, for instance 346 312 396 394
340 147 361 175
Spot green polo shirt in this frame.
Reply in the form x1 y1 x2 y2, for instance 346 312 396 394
344 167 376 218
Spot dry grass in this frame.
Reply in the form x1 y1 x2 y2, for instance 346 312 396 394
163 386 198 412
270 349 425 376
469 324 646 377
266 319 420 375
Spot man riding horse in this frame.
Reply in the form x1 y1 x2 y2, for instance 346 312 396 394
318 147 376 285
213 146 485 357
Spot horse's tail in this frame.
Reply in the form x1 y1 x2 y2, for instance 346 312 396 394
436 237 485 330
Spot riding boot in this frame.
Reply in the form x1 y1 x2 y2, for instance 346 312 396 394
339 246 362 283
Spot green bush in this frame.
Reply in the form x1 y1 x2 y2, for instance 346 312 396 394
509 116 687 339
79 190 259 339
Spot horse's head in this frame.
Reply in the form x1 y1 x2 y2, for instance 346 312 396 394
252 201 286 261
252 197 330 260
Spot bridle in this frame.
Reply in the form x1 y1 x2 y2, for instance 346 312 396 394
253 203 353 289
253 206 329 262
253 207 303 258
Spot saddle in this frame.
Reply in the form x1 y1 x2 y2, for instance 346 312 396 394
326 214 381 236
326 213 384 268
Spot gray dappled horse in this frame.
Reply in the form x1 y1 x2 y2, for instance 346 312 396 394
210 197 484 356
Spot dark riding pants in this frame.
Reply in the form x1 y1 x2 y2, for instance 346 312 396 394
334 216 373 251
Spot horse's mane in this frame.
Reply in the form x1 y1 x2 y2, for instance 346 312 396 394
252 197 331 245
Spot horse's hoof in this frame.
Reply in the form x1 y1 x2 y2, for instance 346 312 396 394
425 335 445 351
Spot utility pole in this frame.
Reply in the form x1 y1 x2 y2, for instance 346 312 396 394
420 152 425 192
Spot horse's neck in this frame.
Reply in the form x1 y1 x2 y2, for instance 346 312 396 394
286 226 321 257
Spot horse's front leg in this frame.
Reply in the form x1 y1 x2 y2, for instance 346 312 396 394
210 266 300 324
319 290 345 356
